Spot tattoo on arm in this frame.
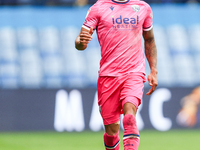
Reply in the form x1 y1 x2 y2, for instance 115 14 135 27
143 30 157 73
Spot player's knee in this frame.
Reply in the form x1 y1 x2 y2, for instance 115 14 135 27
105 122 120 136
123 101 138 116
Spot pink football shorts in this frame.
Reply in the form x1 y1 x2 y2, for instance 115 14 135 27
97 72 147 125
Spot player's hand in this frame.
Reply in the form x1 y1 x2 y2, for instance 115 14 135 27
146 71 158 95
79 27 93 46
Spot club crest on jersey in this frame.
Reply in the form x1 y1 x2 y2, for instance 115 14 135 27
110 6 114 11
132 5 140 12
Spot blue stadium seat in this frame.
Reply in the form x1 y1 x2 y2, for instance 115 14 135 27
17 27 38 50
39 26 60 54
0 27 19 88
167 25 190 54
0 62 19 88
43 54 63 88
38 27 63 88
61 27 88 87
0 27 16 50
19 48 43 88
188 25 200 53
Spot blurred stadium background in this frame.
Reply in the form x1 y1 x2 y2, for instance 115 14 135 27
0 0 200 149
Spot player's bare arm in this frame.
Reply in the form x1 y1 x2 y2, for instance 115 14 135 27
143 28 158 95
75 27 93 50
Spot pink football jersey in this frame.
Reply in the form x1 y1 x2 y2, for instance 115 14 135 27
83 0 153 76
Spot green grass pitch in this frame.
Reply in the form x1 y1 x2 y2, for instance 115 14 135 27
0 130 199 150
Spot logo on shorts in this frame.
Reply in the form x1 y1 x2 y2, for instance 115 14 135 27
132 5 140 12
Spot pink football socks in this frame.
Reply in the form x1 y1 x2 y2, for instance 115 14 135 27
123 114 140 150
104 131 120 150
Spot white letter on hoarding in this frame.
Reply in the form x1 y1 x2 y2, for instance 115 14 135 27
136 101 144 130
89 91 104 131
54 89 85 132
149 88 172 131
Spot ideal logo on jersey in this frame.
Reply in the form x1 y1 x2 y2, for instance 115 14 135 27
112 15 139 30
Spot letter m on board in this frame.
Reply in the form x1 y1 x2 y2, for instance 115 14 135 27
54 90 85 132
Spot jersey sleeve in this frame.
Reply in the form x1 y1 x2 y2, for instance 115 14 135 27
143 4 153 31
82 4 99 31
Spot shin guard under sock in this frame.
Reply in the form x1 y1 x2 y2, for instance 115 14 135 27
104 131 120 150
123 114 140 150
